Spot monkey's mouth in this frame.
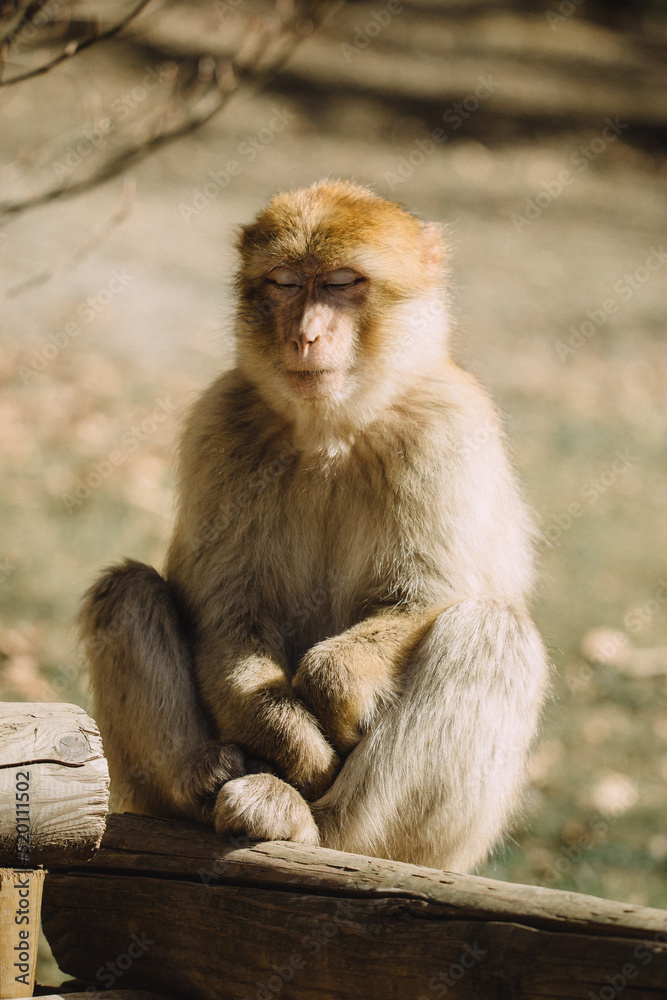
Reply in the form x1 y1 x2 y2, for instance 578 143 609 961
285 369 345 398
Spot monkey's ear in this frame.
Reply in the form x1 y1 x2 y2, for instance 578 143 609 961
421 222 447 280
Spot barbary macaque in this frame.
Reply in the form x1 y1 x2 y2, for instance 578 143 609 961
81 179 548 872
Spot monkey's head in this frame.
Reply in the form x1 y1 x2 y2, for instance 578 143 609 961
234 180 449 431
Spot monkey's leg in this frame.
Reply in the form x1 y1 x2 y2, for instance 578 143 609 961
80 559 245 821
292 608 440 754
312 599 548 872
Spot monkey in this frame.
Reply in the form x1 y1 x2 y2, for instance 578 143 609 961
80 179 548 872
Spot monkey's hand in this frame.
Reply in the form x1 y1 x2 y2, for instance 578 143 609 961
200 655 341 802
293 610 437 756
245 693 341 802
172 740 248 821
292 638 392 756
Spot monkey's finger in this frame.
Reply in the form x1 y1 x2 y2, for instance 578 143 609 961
178 740 247 811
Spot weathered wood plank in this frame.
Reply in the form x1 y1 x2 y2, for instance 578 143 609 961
0 703 109 866
41 814 667 1000
32 992 174 999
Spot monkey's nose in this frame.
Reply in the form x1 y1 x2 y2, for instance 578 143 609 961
291 330 318 357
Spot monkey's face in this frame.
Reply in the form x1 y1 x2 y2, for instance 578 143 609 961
262 259 368 400
234 180 448 420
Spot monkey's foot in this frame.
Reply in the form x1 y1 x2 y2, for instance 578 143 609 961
213 773 319 845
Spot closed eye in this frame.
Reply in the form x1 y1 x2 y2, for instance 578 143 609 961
322 268 366 291
266 267 302 288
324 277 366 290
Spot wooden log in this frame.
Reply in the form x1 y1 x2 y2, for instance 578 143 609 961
0 702 109 1000
32 992 174 999
42 813 667 1000
0 703 109 866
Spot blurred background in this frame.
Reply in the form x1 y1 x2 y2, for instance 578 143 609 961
1 0 666 979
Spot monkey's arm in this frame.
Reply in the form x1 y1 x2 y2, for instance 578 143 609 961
292 608 441 755
195 633 340 801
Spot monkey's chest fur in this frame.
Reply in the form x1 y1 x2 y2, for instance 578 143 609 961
237 442 440 657
170 418 451 672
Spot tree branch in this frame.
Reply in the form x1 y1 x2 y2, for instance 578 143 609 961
0 0 333 220
0 0 154 87
4 176 136 298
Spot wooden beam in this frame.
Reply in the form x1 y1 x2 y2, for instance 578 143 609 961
32 993 173 999
0 703 109 1000
0 703 109 866
42 813 667 1000
32 992 174 999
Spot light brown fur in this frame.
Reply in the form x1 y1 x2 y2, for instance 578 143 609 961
80 180 548 871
